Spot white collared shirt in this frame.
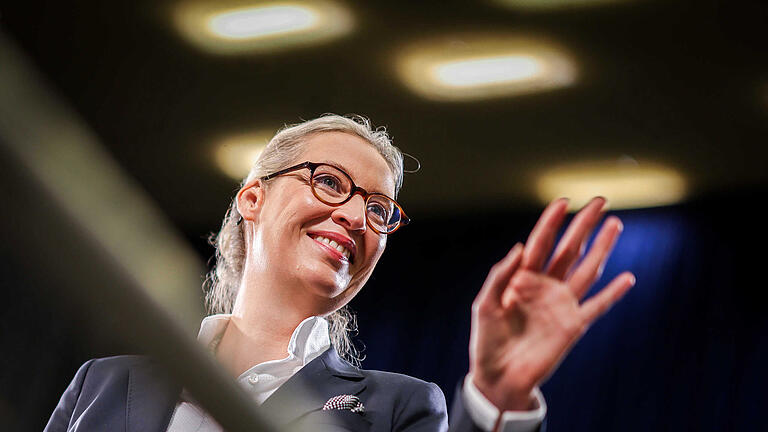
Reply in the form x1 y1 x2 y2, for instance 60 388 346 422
166 314 330 431
166 314 545 432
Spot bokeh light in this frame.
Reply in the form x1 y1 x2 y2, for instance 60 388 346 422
396 34 577 101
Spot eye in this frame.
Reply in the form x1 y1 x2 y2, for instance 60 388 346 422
314 174 342 192
367 202 389 222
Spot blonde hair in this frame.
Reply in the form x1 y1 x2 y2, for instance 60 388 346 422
205 114 404 366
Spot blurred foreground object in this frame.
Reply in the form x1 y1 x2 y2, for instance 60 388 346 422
0 31 204 330
0 31 276 432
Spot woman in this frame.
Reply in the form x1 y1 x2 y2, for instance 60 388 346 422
45 114 634 432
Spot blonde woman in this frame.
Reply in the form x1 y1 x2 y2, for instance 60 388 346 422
46 115 634 432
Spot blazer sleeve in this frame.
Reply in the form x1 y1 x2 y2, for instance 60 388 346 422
44 359 95 432
448 381 546 432
448 381 484 432
393 381 449 432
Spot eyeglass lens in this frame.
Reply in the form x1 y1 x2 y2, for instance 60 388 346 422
311 164 401 233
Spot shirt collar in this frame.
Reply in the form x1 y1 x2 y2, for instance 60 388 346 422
197 314 331 365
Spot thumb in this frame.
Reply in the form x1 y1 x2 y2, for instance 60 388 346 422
474 243 524 311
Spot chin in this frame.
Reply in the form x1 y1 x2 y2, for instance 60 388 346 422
300 267 352 299
293 259 368 313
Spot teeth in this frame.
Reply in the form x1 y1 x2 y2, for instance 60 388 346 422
312 235 352 261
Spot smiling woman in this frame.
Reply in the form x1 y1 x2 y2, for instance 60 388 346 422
45 114 635 432
208 116 404 367
226 130 398 370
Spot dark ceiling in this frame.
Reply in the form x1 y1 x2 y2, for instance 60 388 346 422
2 0 767 235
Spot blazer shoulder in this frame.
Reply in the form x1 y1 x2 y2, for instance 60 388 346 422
358 368 448 431
44 355 155 432
80 354 152 377
358 368 447 411
362 368 442 394
88 354 150 367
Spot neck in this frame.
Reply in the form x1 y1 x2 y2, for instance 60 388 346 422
214 270 324 378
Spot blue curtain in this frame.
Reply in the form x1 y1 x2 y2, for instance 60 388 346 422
355 197 768 431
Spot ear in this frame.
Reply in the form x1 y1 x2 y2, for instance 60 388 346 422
236 179 265 224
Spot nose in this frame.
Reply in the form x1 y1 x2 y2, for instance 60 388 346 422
332 193 367 232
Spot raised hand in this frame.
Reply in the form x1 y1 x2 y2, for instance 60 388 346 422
469 197 636 411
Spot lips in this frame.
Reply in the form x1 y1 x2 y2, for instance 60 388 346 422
307 231 356 264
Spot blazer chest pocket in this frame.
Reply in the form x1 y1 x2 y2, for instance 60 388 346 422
292 409 372 432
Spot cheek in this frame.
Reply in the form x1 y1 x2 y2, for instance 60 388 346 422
363 236 387 269
337 237 385 303
273 194 326 231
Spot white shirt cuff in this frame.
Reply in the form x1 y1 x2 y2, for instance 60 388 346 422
461 374 546 432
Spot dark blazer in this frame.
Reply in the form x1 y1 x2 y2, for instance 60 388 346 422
44 347 490 432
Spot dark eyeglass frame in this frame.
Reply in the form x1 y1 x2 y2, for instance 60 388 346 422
237 161 410 235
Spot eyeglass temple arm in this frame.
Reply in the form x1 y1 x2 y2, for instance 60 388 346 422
261 162 314 181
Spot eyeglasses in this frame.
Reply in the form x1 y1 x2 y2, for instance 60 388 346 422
251 161 410 235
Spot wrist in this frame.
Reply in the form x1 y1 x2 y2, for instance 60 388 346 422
463 376 547 432
470 372 538 411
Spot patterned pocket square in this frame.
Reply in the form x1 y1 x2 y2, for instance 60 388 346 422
322 394 365 413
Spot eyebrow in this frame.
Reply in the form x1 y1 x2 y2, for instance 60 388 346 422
319 160 349 174
318 159 393 198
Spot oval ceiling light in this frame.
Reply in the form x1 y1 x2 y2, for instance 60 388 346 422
214 131 273 180
174 1 354 54
209 5 317 39
395 35 577 102
435 55 542 86
535 158 687 210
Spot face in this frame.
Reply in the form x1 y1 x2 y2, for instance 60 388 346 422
238 131 396 315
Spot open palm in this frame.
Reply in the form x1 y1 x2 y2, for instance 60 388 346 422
469 197 636 410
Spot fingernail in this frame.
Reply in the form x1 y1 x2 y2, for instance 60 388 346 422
627 273 636 285
600 198 610 212
506 243 524 258
511 243 523 256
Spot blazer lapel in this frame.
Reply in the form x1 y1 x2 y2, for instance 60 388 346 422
261 347 366 427
126 360 181 432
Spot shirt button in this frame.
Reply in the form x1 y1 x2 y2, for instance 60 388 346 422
248 375 260 384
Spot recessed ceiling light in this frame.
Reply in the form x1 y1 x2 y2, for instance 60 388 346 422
214 131 272 180
434 55 542 87
174 1 353 54
395 35 577 101
535 159 687 210
209 5 317 39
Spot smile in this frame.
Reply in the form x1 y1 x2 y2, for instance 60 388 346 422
310 234 353 262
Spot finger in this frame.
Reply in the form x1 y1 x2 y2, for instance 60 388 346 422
521 198 570 271
568 216 623 298
502 269 547 308
546 197 608 280
474 243 524 309
579 272 635 325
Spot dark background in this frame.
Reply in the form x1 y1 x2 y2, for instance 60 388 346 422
1 0 768 430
